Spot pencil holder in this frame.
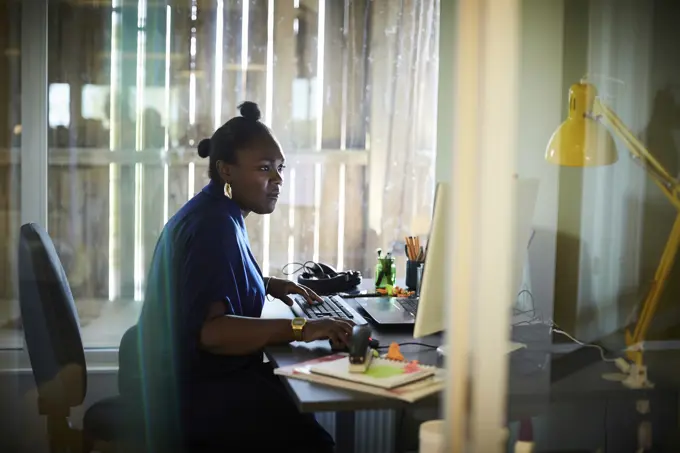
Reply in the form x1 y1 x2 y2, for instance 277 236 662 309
416 264 424 296
405 260 423 291
375 256 396 289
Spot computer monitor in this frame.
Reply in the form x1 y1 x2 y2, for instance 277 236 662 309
413 183 447 338
413 178 539 339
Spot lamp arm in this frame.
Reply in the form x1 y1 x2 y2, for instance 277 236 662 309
592 98 680 364
592 99 680 209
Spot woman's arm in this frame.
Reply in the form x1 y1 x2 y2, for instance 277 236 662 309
184 219 290 356
199 301 355 356
187 221 342 356
200 301 294 355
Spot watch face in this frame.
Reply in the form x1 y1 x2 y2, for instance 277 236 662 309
292 318 306 327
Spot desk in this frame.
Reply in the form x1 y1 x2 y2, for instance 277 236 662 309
262 295 558 452
263 292 680 451
262 296 442 452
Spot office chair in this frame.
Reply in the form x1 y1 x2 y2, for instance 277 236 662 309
18 222 141 453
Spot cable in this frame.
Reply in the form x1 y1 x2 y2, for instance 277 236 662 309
515 288 536 317
511 304 621 365
376 342 438 350
281 260 319 276
512 301 559 330
552 328 618 363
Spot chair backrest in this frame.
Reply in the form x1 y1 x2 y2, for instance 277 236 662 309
18 223 86 414
118 324 141 397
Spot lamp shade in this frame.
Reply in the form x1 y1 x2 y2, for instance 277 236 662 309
545 83 618 167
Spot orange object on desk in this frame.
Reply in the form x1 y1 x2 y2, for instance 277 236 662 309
385 342 405 361
376 286 414 297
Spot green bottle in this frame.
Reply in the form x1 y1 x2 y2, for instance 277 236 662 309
375 252 396 289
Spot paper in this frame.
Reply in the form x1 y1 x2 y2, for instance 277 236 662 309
275 355 444 403
309 355 436 389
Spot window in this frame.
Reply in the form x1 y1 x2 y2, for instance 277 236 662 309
0 0 440 350
0 0 21 350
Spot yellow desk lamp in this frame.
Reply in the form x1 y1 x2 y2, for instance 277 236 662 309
546 81 680 388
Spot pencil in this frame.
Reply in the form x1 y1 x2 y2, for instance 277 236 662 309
405 236 417 261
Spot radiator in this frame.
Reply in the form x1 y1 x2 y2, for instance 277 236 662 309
316 410 398 453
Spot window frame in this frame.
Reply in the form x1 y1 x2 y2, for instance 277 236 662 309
21 0 48 229
7 0 120 372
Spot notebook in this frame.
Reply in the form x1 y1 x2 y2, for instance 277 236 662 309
308 355 436 389
274 355 444 403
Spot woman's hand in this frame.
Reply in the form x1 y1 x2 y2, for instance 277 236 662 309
303 318 355 346
265 277 323 306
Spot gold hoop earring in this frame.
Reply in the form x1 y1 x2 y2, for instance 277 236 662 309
224 182 232 198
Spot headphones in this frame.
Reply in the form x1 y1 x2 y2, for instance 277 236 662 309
296 262 362 296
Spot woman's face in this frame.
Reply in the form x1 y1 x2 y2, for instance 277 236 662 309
221 137 285 215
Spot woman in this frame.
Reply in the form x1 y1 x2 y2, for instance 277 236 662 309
137 102 352 452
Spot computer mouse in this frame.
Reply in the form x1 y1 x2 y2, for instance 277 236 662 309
329 329 379 351
348 325 373 372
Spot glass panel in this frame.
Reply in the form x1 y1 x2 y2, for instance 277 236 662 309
44 0 439 354
0 0 22 349
468 0 680 450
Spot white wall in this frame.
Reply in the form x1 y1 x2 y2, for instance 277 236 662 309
435 0 564 318
572 0 680 340
434 0 680 341
575 0 654 338
519 0 680 341
516 0 565 319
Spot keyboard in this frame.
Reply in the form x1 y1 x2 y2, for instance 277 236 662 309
396 297 418 315
290 294 369 325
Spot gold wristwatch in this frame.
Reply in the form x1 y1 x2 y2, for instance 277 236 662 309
291 317 307 342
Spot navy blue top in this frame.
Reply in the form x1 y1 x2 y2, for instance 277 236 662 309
138 180 266 385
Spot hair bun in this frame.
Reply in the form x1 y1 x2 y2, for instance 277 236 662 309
238 101 262 122
197 138 211 158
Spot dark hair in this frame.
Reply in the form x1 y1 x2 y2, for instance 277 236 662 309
197 101 272 182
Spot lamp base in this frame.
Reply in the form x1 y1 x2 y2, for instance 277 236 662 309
622 363 654 389
603 361 654 389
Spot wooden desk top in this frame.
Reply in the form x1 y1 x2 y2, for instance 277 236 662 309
262 294 557 414
262 289 680 415
262 295 442 412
